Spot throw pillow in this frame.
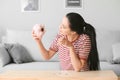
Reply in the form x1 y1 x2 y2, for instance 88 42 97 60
111 43 120 63
0 44 12 67
5 43 33 64
4 43 14 52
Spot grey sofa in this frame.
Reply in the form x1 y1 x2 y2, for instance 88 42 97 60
0 28 120 76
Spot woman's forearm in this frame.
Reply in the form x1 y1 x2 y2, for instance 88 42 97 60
69 46 83 71
36 40 50 60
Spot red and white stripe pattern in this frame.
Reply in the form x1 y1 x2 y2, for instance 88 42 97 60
49 34 91 71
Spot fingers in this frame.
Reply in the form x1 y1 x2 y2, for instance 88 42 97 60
32 31 38 38
32 29 34 34
32 34 37 38
32 34 40 41
64 35 67 38
58 36 67 46
58 35 72 47
33 36 39 39
32 29 36 37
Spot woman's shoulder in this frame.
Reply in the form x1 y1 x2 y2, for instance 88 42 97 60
79 34 90 40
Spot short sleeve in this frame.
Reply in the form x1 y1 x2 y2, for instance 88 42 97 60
78 34 91 60
49 34 59 52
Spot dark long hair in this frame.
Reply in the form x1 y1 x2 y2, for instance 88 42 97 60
66 12 99 70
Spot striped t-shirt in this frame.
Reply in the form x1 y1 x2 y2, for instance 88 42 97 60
49 34 91 71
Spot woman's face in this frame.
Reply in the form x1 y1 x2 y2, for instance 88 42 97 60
59 16 72 36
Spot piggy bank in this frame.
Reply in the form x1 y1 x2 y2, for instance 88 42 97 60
33 24 44 37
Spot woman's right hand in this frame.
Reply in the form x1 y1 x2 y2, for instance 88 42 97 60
32 30 40 43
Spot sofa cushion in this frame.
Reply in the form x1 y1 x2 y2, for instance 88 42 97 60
96 29 120 61
4 43 33 64
3 62 60 70
111 43 120 63
100 61 120 76
0 44 11 67
4 29 59 62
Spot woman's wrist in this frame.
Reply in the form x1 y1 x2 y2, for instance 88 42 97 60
36 39 42 44
69 45 74 50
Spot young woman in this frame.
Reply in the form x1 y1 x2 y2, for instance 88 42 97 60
32 12 99 72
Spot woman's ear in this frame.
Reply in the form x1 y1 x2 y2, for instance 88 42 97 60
72 31 77 35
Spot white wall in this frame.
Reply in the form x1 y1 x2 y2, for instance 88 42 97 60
0 0 120 42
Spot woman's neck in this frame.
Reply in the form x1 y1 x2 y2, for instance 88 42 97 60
67 34 79 42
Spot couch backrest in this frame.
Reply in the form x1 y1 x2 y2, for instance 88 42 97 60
2 29 120 62
2 29 59 62
96 29 120 61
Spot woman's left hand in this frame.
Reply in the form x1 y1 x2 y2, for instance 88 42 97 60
58 35 73 48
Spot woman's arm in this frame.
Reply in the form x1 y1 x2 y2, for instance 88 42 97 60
32 27 56 60
58 34 90 71
58 36 85 71
36 40 56 60
69 35 91 71
69 46 85 72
